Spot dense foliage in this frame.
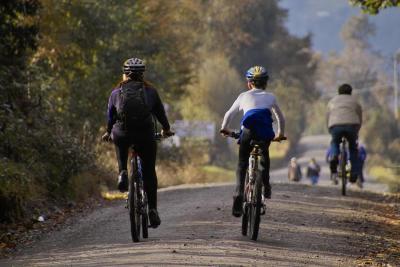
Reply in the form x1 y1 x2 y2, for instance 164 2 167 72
1 0 318 222
182 0 317 150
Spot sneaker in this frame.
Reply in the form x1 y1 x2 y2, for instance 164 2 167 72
349 172 358 183
263 185 271 200
148 209 161 228
356 178 363 189
331 173 338 185
117 170 128 192
232 195 243 217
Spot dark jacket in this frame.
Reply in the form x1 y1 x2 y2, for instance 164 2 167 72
107 81 170 134
288 164 302 181
306 163 321 178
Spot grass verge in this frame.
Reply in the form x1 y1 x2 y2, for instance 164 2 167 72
369 166 400 193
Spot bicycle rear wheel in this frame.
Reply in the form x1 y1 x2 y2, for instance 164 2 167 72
142 193 149 239
241 174 249 236
129 162 141 242
249 174 262 241
340 149 347 196
242 204 249 236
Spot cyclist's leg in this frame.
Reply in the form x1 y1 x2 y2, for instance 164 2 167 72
135 134 161 227
135 136 157 210
236 128 252 197
344 125 360 181
359 161 365 182
259 141 271 198
112 130 130 191
113 130 129 172
232 128 252 217
328 126 343 174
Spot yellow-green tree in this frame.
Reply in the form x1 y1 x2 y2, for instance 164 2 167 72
350 0 400 14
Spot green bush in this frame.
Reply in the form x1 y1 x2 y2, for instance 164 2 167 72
0 112 93 222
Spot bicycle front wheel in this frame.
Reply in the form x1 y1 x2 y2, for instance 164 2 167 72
249 174 262 241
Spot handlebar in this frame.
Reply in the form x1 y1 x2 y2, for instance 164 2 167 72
155 132 175 140
102 132 174 143
220 130 287 142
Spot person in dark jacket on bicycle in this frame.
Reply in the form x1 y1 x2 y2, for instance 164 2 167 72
102 58 174 228
327 83 362 184
220 66 285 217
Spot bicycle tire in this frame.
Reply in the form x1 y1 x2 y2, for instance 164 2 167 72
241 174 249 236
129 160 140 242
142 194 149 239
249 173 262 241
242 205 249 236
340 145 347 196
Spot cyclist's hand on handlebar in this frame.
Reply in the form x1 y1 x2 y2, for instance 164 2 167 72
161 129 175 138
101 132 112 142
220 129 231 137
273 134 287 142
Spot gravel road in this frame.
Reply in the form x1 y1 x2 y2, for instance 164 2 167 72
1 135 398 267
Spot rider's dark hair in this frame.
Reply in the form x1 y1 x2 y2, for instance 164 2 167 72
338 83 352 95
251 79 267 90
117 77 153 89
127 72 144 82
118 72 144 87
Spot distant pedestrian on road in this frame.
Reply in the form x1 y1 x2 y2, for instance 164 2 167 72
306 158 321 185
288 157 302 182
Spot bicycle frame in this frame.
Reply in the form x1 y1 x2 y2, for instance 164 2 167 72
128 148 149 242
245 145 260 203
130 151 145 204
339 137 351 196
224 130 286 241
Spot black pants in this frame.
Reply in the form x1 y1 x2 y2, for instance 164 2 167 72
236 128 271 196
112 127 158 210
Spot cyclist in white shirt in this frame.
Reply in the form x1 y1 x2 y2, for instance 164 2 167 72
220 66 285 217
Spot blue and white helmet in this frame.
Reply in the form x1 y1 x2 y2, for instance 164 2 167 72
245 66 269 81
123 57 146 75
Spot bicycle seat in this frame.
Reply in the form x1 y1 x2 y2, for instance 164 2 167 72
250 140 268 147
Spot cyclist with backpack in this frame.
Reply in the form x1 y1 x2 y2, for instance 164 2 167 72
220 66 285 217
327 83 362 184
102 58 174 228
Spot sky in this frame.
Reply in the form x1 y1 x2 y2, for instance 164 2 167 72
279 0 400 57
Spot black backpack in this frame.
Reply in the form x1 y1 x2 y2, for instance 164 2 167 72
116 81 151 129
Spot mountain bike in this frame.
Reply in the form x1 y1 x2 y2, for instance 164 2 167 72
224 131 286 241
127 132 173 242
103 131 172 243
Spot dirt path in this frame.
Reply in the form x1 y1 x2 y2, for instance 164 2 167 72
1 135 399 266
271 135 388 193
1 183 399 267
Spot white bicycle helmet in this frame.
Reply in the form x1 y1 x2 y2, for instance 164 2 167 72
123 58 146 75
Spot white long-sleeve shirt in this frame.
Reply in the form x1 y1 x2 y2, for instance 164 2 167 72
221 88 285 135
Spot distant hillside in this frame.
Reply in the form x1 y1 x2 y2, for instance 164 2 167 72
279 0 400 56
